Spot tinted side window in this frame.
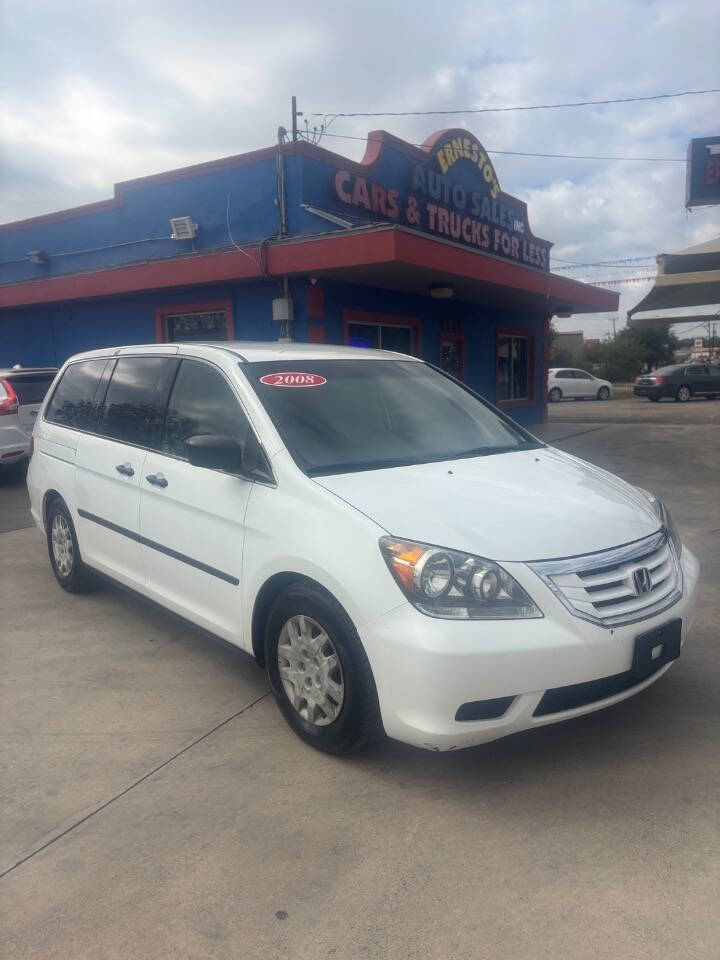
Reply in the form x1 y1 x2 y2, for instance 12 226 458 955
685 366 704 375
556 370 572 379
45 360 108 430
99 357 173 446
574 371 592 380
161 360 251 459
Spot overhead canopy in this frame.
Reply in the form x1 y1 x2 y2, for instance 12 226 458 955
628 236 720 320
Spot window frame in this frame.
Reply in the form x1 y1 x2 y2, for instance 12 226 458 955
496 327 536 409
154 300 233 344
343 309 422 358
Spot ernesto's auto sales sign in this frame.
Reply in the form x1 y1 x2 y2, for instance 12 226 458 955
329 130 552 272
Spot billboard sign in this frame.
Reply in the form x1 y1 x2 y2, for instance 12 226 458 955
686 136 720 208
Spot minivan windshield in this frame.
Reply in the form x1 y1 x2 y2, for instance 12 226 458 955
245 359 541 476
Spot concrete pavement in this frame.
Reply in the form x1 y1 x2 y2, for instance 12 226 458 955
1 414 719 959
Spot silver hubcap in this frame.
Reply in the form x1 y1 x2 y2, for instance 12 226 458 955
679 387 689 401
277 615 344 726
51 514 73 577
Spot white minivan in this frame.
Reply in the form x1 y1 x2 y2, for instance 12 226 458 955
27 342 699 754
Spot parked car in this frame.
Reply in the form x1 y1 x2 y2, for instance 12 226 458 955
548 368 612 402
0 366 58 468
27 343 699 754
634 363 720 402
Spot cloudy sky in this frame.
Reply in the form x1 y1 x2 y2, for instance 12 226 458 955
1 0 719 335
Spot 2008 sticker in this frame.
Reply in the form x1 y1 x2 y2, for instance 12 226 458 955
259 372 327 387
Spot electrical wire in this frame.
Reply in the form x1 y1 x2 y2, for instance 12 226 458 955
311 87 720 119
300 129 684 163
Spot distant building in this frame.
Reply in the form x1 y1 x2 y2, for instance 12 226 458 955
554 330 585 362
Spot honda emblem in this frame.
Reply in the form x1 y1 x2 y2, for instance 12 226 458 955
632 567 652 596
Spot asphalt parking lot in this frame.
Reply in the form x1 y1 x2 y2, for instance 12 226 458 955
2 404 719 960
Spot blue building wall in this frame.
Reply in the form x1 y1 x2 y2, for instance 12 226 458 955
0 140 548 424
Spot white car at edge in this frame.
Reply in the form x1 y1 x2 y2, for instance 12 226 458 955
27 342 699 754
548 367 612 402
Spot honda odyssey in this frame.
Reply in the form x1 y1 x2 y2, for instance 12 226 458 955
27 342 699 753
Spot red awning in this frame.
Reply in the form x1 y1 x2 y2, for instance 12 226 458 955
0 223 617 315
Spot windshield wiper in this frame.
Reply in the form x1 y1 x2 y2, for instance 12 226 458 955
307 443 543 476
307 456 422 477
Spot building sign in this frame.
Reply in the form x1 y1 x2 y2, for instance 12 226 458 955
686 136 720 208
328 130 552 272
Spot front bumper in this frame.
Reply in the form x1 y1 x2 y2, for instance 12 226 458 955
361 547 699 751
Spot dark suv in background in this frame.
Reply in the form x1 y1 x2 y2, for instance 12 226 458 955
634 363 720 402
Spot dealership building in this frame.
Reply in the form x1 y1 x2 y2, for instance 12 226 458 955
0 129 617 425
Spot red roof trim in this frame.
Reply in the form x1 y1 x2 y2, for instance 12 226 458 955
0 225 617 313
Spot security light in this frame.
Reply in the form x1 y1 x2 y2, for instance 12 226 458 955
27 250 48 264
555 307 573 318
430 283 454 300
170 217 198 240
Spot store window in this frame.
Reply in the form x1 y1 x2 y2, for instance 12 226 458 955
497 333 531 402
347 322 413 355
155 301 233 343
344 310 420 357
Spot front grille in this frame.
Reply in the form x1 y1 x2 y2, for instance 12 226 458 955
529 531 682 628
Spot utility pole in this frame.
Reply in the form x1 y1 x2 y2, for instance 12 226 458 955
291 96 302 142
611 316 617 339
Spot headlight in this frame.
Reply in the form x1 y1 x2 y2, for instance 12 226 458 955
379 537 542 620
636 487 683 557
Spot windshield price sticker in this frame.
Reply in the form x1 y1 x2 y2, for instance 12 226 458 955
260 372 327 387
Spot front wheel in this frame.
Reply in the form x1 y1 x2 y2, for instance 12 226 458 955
265 583 382 754
548 387 562 402
650 396 660 402
675 385 691 403
597 386 610 400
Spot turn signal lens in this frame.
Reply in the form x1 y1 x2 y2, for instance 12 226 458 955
380 537 542 620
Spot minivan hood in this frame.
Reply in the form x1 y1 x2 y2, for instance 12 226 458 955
313 446 661 562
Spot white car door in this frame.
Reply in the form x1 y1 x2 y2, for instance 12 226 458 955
572 370 595 398
75 355 177 590
138 358 256 642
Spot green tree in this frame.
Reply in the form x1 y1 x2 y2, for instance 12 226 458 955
633 324 678 368
600 330 645 382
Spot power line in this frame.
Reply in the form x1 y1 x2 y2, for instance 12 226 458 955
303 129 684 163
311 87 720 119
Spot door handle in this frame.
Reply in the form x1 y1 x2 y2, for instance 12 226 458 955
145 473 168 488
115 462 135 477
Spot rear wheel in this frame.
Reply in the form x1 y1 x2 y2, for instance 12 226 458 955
46 499 94 593
549 387 562 402
265 583 382 754
597 386 610 400
675 385 691 403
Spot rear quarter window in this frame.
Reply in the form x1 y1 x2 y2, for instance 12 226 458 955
45 360 109 430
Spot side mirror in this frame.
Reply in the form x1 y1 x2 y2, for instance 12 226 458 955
186 435 243 473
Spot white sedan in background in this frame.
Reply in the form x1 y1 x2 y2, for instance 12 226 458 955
548 368 612 402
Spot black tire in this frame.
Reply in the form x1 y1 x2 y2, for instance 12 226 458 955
649 396 660 402
675 385 691 403
548 387 562 402
46 499 94 593
597 386 610 401
265 582 382 754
